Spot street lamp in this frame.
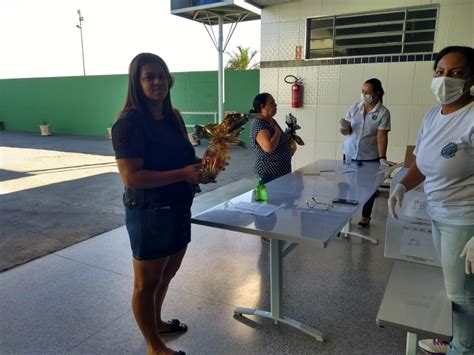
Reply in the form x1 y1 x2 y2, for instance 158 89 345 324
76 9 86 76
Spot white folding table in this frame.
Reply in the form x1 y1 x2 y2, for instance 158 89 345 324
376 261 452 355
191 160 386 341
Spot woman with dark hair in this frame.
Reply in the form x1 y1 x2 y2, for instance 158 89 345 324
340 78 391 227
389 46 474 355
111 53 213 355
249 93 292 184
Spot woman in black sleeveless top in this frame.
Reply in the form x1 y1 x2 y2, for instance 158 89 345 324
112 53 213 355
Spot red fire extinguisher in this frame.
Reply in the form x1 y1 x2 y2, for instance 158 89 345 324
285 75 303 108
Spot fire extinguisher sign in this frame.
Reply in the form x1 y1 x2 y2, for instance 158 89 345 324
295 46 302 60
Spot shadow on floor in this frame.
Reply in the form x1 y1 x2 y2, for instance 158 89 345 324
0 132 255 271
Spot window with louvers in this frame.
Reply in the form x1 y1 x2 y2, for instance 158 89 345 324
306 6 438 59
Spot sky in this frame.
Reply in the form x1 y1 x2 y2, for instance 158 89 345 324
0 0 261 79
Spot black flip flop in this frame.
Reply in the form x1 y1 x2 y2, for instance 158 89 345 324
358 218 371 227
159 319 188 335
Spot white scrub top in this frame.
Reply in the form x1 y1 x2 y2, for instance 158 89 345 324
414 101 474 225
342 100 391 160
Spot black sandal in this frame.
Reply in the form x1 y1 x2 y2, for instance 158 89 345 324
358 218 371 227
159 319 188 335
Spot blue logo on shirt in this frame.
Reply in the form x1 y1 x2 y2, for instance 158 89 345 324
371 115 378 120
440 142 457 159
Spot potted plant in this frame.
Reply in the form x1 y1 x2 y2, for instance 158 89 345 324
39 120 51 136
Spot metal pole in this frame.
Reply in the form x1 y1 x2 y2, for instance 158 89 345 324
217 14 224 123
76 10 86 76
79 27 85 76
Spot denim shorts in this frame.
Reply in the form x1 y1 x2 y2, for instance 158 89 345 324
125 205 191 260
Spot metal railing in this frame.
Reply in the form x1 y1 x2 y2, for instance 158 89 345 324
181 111 218 130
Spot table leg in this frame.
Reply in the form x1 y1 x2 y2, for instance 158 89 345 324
270 237 282 320
341 218 378 244
406 332 417 355
234 238 325 341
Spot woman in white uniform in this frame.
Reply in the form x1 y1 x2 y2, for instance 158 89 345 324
388 46 474 355
340 78 391 227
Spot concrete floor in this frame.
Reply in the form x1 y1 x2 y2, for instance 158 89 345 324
0 132 255 271
0 131 410 354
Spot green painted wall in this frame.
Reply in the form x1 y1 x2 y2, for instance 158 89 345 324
0 75 127 136
0 69 259 144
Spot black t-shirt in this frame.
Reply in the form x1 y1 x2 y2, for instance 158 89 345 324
112 110 196 206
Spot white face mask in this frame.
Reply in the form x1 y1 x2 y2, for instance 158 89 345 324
431 76 470 104
360 93 375 103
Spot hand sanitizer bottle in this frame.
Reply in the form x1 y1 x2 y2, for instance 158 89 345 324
255 178 268 202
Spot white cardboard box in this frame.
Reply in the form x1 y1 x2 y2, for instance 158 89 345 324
384 218 441 267
390 168 430 222
385 167 441 267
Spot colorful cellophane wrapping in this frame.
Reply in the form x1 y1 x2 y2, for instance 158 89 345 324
200 113 249 179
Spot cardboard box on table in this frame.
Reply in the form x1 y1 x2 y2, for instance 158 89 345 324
384 146 441 267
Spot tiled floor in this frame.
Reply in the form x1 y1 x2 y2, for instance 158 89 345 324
0 189 409 354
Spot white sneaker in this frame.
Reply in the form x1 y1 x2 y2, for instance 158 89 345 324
418 339 449 354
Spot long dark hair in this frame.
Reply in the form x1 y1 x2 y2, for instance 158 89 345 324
119 53 187 137
250 92 272 113
364 78 385 103
434 46 474 74
121 53 175 117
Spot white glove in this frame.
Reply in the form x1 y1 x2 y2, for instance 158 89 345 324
380 158 390 167
388 183 407 219
460 237 474 275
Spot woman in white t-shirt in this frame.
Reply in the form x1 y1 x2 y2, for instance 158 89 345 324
388 46 474 355
340 78 391 227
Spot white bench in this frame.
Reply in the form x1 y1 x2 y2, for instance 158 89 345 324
376 261 452 355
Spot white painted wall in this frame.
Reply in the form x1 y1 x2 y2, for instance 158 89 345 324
259 0 474 169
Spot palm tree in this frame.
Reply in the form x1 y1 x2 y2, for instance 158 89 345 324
225 46 259 70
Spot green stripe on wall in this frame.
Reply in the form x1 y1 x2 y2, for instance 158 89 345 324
0 70 259 144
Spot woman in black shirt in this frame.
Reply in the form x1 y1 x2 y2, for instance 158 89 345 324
112 53 213 355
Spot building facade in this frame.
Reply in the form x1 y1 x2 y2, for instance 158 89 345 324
257 0 473 169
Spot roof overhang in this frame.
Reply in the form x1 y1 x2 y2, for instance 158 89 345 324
171 1 261 25
243 0 297 9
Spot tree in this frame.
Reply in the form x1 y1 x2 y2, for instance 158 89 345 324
225 46 259 70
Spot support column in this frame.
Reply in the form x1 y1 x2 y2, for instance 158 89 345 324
217 14 224 123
